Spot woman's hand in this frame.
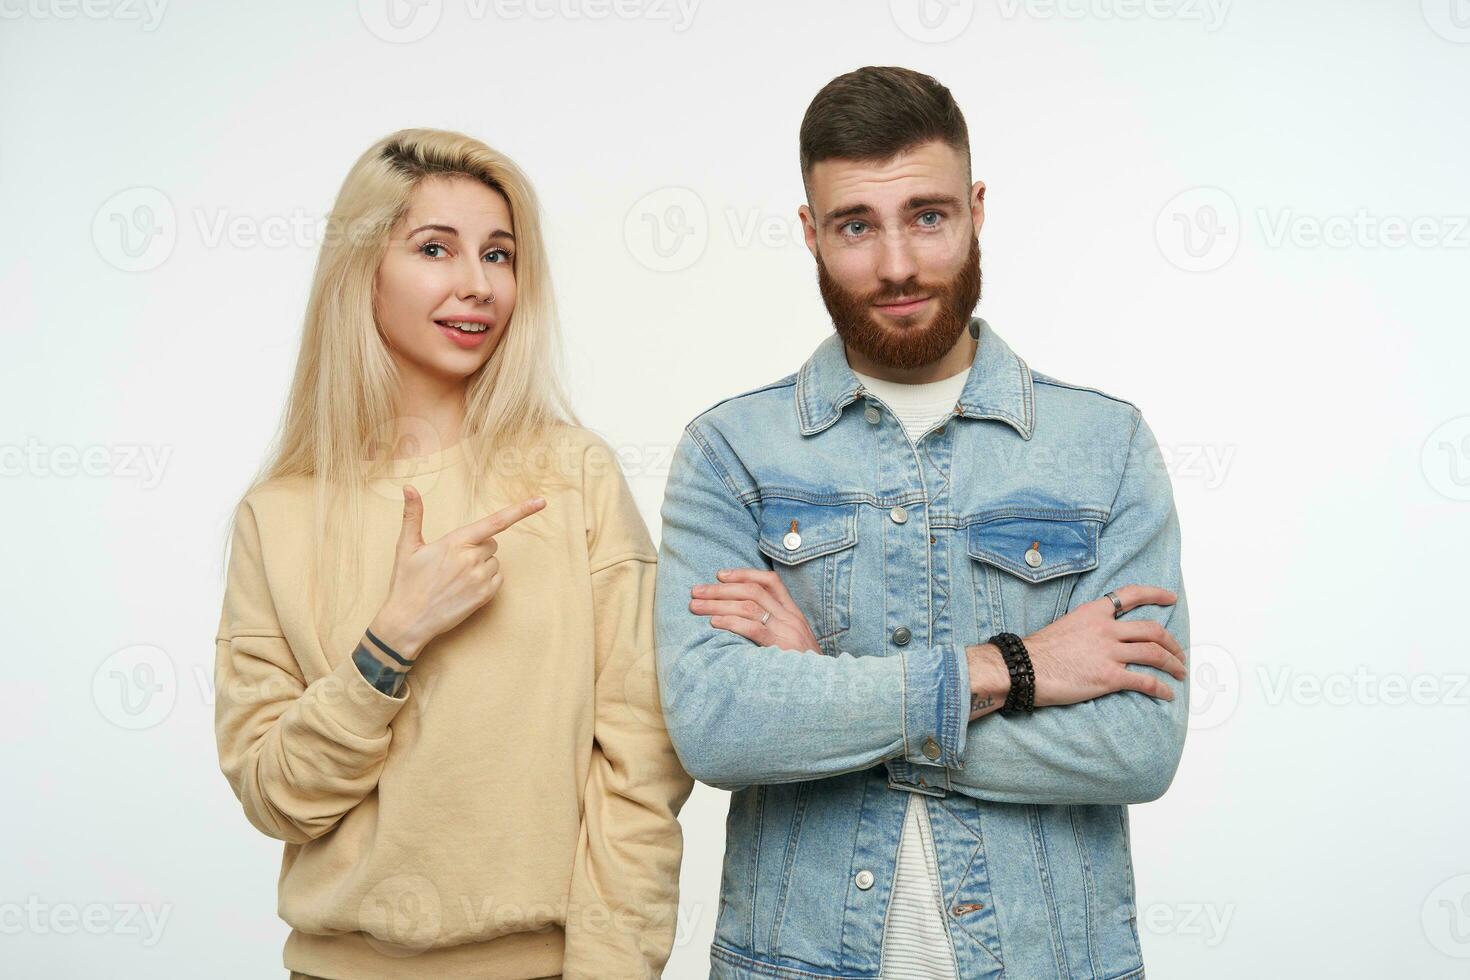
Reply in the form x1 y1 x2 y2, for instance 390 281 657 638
369 485 546 659
689 568 823 654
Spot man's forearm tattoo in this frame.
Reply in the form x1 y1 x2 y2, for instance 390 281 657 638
970 691 995 715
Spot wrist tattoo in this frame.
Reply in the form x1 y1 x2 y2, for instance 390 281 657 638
970 692 995 715
364 627 413 666
353 641 408 698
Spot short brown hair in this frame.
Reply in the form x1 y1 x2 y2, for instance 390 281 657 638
799 66 970 196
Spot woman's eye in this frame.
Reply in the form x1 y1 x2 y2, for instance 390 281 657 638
484 249 513 263
418 242 447 258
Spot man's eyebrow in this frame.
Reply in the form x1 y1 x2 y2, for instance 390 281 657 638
821 194 966 226
903 194 965 212
822 204 873 225
406 223 516 242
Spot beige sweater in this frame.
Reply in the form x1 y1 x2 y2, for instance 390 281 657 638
213 426 693 979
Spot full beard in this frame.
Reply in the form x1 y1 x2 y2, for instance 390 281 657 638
817 234 982 371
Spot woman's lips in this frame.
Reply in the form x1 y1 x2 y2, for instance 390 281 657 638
873 296 931 317
435 321 492 348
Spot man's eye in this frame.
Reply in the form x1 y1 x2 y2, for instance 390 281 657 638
840 221 869 237
918 211 942 227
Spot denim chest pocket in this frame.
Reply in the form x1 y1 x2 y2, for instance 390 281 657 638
966 510 1103 636
755 501 859 652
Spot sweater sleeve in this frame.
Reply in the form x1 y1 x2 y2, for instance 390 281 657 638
562 439 695 980
213 496 410 844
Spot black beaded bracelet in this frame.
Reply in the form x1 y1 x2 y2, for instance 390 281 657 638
989 632 1036 714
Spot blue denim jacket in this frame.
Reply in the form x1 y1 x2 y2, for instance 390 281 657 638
654 318 1189 980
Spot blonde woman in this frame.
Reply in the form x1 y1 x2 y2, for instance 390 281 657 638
213 129 692 980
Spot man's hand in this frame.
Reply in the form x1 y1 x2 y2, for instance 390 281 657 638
966 583 1184 719
1024 584 1185 707
689 568 823 654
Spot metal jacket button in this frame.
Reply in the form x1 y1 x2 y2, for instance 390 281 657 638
783 519 801 551
864 405 880 424
892 626 911 646
1024 541 1043 568
922 737 941 760
890 506 908 524
855 869 875 890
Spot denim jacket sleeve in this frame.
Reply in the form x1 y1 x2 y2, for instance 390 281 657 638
948 411 1191 806
654 425 972 792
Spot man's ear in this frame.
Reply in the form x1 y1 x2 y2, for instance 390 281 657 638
798 203 820 260
970 180 986 237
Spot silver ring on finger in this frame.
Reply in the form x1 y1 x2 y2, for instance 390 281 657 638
760 610 771 625
1105 590 1123 619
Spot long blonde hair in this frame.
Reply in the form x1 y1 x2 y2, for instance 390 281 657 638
224 127 580 626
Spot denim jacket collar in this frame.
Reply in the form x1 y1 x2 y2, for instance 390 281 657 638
795 316 1035 440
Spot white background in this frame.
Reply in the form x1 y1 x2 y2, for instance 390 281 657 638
4 0 1469 976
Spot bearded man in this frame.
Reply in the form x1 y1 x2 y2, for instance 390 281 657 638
654 65 1190 980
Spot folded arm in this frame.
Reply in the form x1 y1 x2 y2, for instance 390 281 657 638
948 412 1191 806
654 427 972 792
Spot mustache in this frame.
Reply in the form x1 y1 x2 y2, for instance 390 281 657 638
867 281 936 304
